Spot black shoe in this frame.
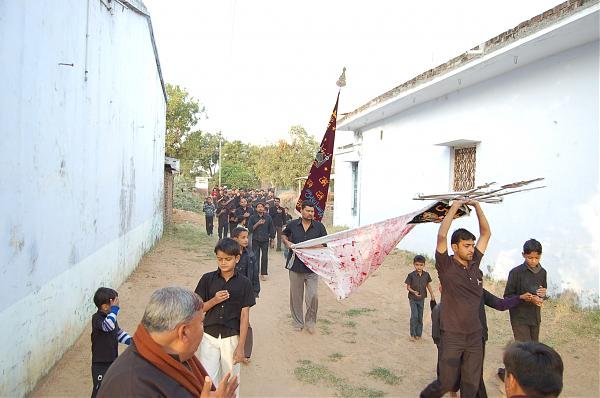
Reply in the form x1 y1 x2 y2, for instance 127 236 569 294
497 367 505 382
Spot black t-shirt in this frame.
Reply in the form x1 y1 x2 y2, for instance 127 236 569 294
504 263 547 326
269 206 285 227
282 218 328 273
195 270 255 338
91 311 119 363
234 206 254 227
405 270 432 300
435 248 483 334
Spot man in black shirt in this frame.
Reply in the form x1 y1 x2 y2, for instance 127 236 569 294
217 196 234 239
248 203 275 280
421 200 491 398
282 200 327 334
269 197 286 251
234 197 254 228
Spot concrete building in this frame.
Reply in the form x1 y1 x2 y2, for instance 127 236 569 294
334 1 599 304
0 0 166 395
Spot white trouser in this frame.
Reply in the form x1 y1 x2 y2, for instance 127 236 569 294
198 333 241 397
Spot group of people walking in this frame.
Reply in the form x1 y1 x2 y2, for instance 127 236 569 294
89 192 564 398
202 187 292 279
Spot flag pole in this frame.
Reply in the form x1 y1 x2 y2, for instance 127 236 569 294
295 67 346 222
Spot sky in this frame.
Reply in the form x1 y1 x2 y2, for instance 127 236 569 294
143 0 561 144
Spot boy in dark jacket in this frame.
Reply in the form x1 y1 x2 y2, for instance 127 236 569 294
231 226 260 298
91 287 132 397
504 239 547 342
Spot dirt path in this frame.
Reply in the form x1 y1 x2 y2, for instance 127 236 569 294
30 210 598 397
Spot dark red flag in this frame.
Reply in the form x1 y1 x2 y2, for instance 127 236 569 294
296 91 339 221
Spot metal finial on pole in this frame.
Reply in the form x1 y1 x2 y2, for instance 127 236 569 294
336 67 347 88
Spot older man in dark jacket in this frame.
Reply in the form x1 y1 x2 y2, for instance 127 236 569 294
98 287 237 398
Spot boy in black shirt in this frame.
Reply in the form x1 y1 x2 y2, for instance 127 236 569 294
405 255 435 341
504 238 546 342
195 238 255 397
231 226 260 298
90 287 132 398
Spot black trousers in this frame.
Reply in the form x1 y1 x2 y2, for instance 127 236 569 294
275 226 283 250
205 215 214 235
511 323 540 342
218 222 228 239
91 362 112 398
228 222 238 237
476 344 488 398
434 340 488 398
253 239 269 275
421 330 483 398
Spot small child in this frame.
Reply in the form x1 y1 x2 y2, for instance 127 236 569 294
195 238 255 397
203 196 216 236
90 287 132 398
405 255 435 341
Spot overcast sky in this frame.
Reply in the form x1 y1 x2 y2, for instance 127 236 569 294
144 0 561 144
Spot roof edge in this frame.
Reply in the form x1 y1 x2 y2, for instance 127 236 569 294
338 0 597 126
117 0 168 104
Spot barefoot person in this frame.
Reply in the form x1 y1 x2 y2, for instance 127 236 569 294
281 200 327 334
405 255 435 341
97 287 238 398
421 200 491 398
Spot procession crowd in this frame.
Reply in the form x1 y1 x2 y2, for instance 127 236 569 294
86 186 564 398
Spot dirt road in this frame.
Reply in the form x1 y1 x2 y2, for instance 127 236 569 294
30 210 598 397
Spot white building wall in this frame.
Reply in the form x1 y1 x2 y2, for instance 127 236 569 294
333 132 360 228
0 1 166 395
335 40 599 303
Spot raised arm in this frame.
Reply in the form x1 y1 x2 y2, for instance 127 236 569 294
436 200 465 253
468 201 491 253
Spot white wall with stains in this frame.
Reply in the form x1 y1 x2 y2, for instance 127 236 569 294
0 1 166 395
335 40 599 305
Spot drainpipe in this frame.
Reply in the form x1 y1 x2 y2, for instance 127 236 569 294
84 0 90 82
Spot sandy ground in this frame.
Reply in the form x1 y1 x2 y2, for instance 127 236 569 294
29 209 599 397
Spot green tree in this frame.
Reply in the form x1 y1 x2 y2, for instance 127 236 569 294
178 130 222 179
254 126 319 188
165 84 204 156
220 140 260 188
221 163 260 188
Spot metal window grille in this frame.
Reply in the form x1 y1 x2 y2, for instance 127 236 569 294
453 146 476 191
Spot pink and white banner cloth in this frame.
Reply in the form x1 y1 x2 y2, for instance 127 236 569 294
290 208 424 300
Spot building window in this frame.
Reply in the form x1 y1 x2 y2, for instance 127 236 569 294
351 161 358 216
453 146 476 191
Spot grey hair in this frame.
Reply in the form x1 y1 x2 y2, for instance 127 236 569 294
141 287 203 333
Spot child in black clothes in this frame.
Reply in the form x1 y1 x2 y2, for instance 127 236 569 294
231 226 260 298
90 287 132 398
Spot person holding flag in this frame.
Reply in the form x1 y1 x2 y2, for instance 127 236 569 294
282 200 327 334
